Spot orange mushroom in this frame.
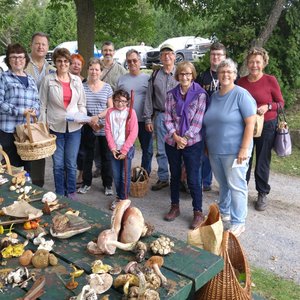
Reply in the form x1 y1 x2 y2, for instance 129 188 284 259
145 256 167 287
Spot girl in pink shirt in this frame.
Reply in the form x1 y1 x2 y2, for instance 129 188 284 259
105 89 138 210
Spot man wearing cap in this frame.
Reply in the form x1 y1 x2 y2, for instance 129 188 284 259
143 44 178 191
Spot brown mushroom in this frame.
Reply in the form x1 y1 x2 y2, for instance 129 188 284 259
124 261 139 274
145 256 167 287
111 199 131 236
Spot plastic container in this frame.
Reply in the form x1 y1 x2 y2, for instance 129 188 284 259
25 172 32 184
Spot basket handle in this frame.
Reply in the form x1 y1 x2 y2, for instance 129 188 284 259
25 111 38 144
0 146 12 175
135 167 149 183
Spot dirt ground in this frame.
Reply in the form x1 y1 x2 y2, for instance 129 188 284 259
44 151 300 285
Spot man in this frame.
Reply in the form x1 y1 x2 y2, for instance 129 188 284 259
195 42 226 191
93 41 127 178
143 44 178 191
117 49 153 175
25 32 56 187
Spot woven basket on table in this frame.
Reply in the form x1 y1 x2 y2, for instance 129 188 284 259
195 231 252 300
14 113 56 161
130 167 149 198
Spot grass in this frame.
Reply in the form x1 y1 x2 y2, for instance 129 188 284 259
252 267 300 300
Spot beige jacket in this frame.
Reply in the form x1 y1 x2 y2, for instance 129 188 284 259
39 72 87 133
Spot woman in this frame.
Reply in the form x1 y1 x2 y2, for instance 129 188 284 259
164 61 207 230
105 89 138 210
70 53 85 185
77 58 114 196
0 43 39 172
238 47 284 211
39 48 86 199
204 58 256 237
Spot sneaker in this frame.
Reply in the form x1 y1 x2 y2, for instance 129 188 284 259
105 186 113 196
228 224 245 237
221 214 231 222
77 185 91 194
93 168 101 178
255 192 267 211
203 185 212 192
110 198 121 210
151 180 169 191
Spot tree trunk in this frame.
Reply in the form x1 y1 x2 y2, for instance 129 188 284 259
74 0 95 77
240 0 287 76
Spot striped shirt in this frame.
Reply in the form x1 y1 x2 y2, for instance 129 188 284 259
83 82 113 136
0 70 40 133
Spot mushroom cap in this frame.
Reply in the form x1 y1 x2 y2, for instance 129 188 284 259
111 199 131 236
145 256 164 268
119 206 145 243
97 229 118 255
88 273 113 294
124 261 138 273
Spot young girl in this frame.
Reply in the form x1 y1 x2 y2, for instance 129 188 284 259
105 89 138 210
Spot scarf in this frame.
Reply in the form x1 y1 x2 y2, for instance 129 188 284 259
169 81 206 136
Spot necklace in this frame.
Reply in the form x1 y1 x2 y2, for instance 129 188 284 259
210 70 219 91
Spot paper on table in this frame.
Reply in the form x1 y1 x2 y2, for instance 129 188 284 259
232 158 249 168
66 112 91 123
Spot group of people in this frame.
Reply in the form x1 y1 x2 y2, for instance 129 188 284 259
0 32 285 236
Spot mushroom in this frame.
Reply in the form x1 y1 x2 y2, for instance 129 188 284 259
119 207 154 243
124 261 139 274
150 236 174 256
145 256 167 287
133 241 148 262
111 199 131 236
88 273 113 294
113 273 139 295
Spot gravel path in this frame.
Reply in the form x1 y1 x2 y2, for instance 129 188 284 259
44 152 300 284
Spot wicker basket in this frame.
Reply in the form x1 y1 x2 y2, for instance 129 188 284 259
0 146 12 175
195 231 252 300
130 167 149 198
14 113 56 161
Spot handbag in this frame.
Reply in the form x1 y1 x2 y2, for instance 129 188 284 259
273 103 292 157
253 114 264 137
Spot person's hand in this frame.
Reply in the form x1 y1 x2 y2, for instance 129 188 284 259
90 116 99 126
118 153 126 160
174 133 187 149
145 123 153 132
24 108 35 116
237 148 248 164
257 104 268 116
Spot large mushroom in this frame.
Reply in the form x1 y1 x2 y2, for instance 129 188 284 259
119 207 154 243
145 256 167 287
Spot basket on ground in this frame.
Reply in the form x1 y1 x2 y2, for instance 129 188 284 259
195 231 252 300
130 167 149 198
14 112 56 161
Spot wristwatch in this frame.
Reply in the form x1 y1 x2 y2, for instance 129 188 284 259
268 103 272 111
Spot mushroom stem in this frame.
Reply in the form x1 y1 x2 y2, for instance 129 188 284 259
107 240 137 251
152 264 167 287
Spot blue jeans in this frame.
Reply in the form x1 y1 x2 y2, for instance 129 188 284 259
153 112 169 181
112 146 134 199
209 154 249 225
165 141 203 211
138 122 153 175
51 129 81 196
202 154 212 187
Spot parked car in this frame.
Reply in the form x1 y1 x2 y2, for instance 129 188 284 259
46 41 102 64
114 45 153 69
0 55 8 73
145 36 211 69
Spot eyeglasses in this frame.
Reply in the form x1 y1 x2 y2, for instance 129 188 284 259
113 99 128 104
218 70 235 75
127 59 139 64
178 73 192 78
56 59 70 64
9 55 25 61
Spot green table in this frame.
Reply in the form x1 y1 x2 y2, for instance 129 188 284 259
0 176 223 299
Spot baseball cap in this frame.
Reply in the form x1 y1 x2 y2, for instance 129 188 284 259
160 43 175 52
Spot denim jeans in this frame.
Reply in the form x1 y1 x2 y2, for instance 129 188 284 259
246 119 277 194
112 146 134 199
209 154 249 225
165 141 203 211
138 122 153 175
153 112 169 181
51 128 81 196
202 154 212 187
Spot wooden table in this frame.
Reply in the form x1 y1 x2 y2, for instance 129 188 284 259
0 176 223 299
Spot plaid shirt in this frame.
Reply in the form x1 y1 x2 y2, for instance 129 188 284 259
0 70 40 133
164 85 207 147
